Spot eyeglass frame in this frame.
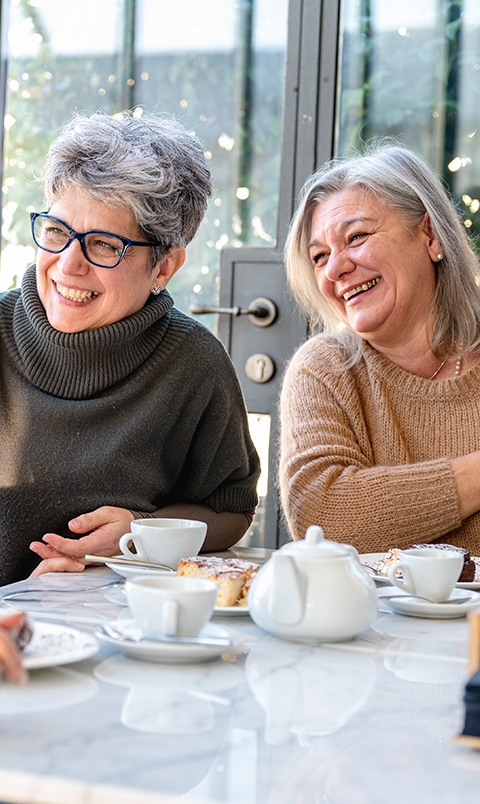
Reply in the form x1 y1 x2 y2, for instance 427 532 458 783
30 211 169 269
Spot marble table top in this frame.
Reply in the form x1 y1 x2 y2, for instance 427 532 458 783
0 560 479 804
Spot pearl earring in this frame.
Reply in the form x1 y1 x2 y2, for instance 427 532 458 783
151 285 162 295
437 254 444 261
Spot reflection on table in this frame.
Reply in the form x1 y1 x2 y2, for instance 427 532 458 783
0 564 478 804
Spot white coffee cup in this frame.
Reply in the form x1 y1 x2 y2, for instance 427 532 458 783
387 548 464 603
125 576 218 637
119 518 207 569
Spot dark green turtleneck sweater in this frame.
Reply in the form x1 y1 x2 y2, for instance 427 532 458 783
0 267 260 584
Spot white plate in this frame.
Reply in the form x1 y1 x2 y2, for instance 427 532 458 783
213 605 250 617
96 619 232 664
102 587 250 617
360 552 480 590
22 622 100 669
379 587 480 619
105 556 173 581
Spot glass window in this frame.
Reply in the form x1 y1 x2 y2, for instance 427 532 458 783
1 0 289 324
337 0 480 236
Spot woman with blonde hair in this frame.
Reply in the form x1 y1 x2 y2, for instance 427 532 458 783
280 143 480 554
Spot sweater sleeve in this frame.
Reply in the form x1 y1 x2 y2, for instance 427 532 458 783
279 353 462 553
160 327 261 516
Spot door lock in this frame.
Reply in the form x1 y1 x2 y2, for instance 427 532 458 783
245 353 275 383
190 297 277 328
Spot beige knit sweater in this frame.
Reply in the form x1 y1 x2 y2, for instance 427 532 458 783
280 335 480 556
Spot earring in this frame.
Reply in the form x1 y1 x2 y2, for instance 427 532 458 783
151 285 162 295
437 254 444 261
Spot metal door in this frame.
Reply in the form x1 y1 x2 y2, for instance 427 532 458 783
193 0 341 548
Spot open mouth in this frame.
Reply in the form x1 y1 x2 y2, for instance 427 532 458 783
342 277 380 302
56 283 99 302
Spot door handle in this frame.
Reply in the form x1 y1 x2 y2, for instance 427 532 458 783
189 296 277 328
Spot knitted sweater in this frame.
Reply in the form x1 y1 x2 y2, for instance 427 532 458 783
0 268 259 584
280 334 480 555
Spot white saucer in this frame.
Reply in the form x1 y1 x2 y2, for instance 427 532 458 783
96 619 233 663
379 587 480 619
22 622 100 669
105 556 173 581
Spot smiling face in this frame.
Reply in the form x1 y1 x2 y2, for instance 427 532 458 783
36 186 185 333
308 187 440 353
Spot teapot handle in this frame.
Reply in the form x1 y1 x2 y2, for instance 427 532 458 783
269 553 304 626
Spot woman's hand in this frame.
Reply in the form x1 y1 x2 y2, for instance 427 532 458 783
29 506 135 576
0 611 28 684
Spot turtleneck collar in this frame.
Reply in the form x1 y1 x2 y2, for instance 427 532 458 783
0 266 175 399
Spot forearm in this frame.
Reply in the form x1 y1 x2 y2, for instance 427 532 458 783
281 457 461 552
450 451 480 520
133 503 254 552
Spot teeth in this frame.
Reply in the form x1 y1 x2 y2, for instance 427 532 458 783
56 283 99 302
343 277 379 301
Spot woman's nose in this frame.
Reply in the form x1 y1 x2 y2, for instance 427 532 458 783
324 249 355 281
56 239 89 275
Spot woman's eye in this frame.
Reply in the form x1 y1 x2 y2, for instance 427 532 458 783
349 232 368 244
311 252 327 266
94 239 121 255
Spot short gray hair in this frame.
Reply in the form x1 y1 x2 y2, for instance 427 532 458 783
285 142 480 361
39 110 213 269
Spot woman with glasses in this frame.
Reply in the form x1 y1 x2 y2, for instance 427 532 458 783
0 110 259 583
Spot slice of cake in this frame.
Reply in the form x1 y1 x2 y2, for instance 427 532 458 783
373 548 402 577
177 556 259 607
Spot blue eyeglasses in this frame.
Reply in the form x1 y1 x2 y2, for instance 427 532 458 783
30 212 168 269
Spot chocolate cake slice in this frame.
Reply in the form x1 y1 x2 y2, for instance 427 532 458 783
409 543 475 582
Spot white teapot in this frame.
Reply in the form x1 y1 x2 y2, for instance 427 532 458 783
248 525 378 642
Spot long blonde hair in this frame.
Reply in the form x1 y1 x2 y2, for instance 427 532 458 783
285 142 480 362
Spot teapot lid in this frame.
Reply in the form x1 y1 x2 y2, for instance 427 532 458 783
283 525 352 558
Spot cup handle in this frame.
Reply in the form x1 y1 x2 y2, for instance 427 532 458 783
162 600 179 636
387 561 416 594
118 533 147 561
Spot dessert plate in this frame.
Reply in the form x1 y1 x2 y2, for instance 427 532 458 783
105 556 172 581
96 619 232 663
379 587 480 619
360 552 480 590
213 604 250 617
103 585 250 617
22 622 100 669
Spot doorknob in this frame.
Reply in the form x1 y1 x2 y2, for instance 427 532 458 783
189 296 277 328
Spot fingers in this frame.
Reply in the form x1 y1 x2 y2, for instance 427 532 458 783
28 507 135 574
37 533 88 559
68 506 134 535
29 541 65 560
0 614 28 684
29 557 85 577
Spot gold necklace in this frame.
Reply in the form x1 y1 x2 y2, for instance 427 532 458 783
428 355 448 380
428 343 463 380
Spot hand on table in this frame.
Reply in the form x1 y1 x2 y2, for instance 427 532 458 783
0 611 28 684
29 506 135 576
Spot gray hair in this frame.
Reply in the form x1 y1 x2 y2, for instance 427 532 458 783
285 142 480 362
39 110 213 270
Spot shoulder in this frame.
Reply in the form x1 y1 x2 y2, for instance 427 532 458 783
164 308 242 394
285 333 355 380
167 307 232 361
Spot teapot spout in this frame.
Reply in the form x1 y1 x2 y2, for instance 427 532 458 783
269 553 305 626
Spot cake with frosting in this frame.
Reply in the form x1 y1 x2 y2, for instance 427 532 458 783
176 556 259 606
